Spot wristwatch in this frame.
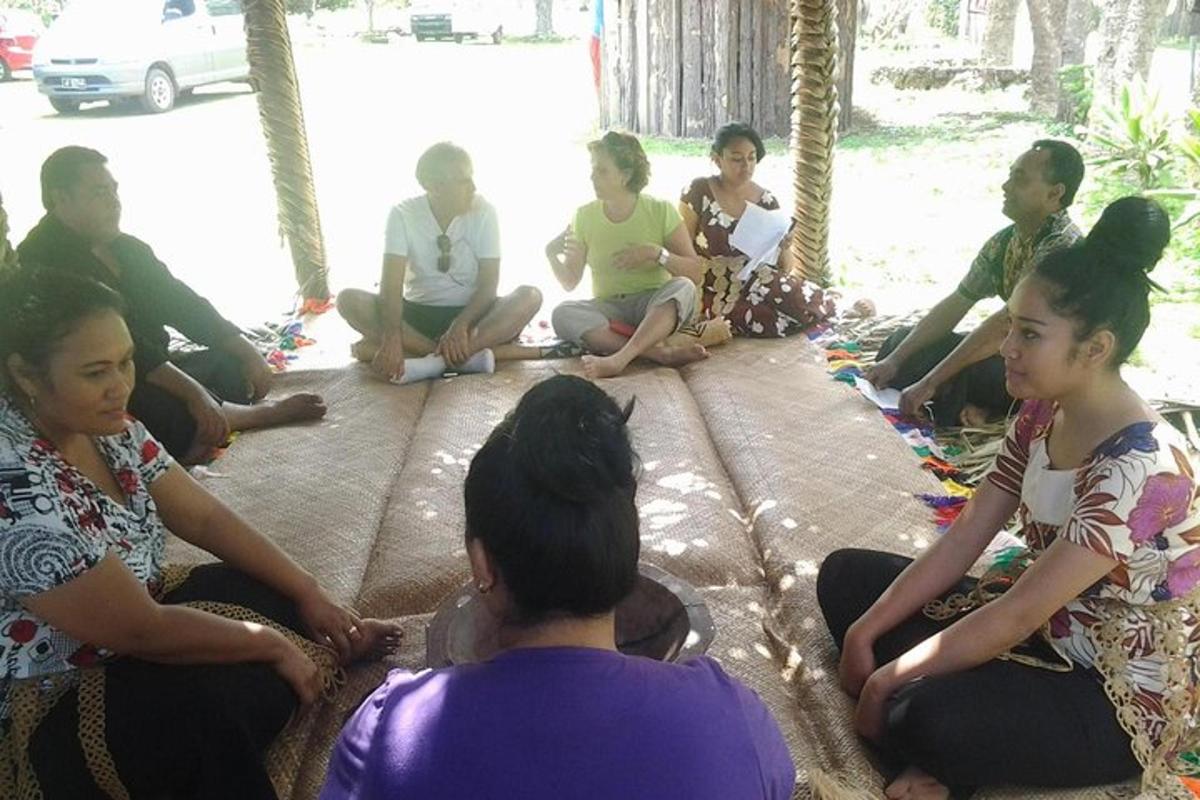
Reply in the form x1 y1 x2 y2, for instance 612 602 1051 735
656 247 670 266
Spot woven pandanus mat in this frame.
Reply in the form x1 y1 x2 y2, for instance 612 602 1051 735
680 337 1137 800
160 346 1137 800
167 367 428 606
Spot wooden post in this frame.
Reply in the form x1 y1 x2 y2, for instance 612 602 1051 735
790 0 838 285
243 0 330 300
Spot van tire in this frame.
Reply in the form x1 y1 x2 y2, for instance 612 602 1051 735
491 26 503 44
140 66 176 114
49 97 81 114
0 59 11 82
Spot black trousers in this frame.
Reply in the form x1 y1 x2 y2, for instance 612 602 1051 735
876 326 1014 425
27 564 303 800
816 548 1140 796
128 349 252 459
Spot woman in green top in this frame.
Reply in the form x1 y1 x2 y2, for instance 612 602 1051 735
546 132 707 380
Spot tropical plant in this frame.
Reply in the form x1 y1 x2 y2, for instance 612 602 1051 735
1085 80 1175 190
1146 109 1200 230
1057 63 1092 126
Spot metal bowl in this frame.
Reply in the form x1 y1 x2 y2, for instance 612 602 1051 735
425 562 716 667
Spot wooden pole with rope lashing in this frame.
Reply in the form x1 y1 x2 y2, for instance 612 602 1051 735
242 0 331 302
788 0 838 287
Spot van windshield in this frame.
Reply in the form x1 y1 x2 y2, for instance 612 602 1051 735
55 0 165 30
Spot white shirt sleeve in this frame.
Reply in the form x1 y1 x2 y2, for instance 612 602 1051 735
384 205 408 257
476 202 501 260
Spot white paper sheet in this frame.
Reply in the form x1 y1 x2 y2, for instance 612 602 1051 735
729 203 792 282
854 376 902 410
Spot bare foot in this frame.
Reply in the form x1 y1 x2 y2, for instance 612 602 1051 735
266 393 328 424
225 393 327 432
350 338 379 363
582 353 628 380
345 618 403 664
885 767 950 800
958 403 989 428
696 318 733 347
645 343 709 367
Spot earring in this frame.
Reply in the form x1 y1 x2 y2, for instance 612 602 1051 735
476 582 492 595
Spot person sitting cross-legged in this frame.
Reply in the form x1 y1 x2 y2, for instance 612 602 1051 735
863 140 1084 427
320 375 796 800
0 269 400 800
336 142 543 384
818 199 1195 800
547 131 708 381
17 146 326 464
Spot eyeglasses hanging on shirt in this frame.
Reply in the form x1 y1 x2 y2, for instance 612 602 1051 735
434 234 471 287
436 234 452 273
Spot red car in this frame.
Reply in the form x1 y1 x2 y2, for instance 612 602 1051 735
0 9 42 81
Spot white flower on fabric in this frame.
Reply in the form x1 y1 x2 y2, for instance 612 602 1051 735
1128 547 1172 602
750 321 764 334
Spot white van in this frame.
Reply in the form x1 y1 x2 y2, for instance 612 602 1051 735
32 0 250 115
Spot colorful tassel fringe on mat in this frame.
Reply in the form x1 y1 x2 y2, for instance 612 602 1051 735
812 331 975 532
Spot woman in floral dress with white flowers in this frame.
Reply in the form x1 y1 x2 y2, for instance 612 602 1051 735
679 122 835 338
818 197 1199 800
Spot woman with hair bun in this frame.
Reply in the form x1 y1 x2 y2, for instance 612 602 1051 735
321 375 796 800
817 197 1200 799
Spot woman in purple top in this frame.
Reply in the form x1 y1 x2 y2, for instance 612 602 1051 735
321 375 796 800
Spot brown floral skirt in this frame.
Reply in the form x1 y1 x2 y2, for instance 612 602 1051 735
701 260 836 338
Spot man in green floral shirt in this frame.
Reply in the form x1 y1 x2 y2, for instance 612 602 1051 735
864 140 1084 426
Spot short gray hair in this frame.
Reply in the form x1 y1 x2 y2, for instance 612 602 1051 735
415 142 471 189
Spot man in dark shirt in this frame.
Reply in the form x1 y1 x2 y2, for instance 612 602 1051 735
0 191 17 274
863 140 1084 427
18 146 326 462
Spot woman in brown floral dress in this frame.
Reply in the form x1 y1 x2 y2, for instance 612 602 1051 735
679 123 835 338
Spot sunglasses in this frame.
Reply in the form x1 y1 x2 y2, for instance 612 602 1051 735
436 234 451 273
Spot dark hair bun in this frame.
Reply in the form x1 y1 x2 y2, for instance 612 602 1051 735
509 375 636 504
1084 196 1171 280
463 374 641 622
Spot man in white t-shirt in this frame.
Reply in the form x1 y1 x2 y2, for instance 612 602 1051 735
337 143 543 382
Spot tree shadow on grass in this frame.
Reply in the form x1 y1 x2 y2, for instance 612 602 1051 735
839 108 1059 152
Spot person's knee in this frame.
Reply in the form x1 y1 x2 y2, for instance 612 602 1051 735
667 276 697 304
336 289 377 329
816 548 863 613
876 325 913 361
552 302 591 341
550 303 571 338
514 285 543 314
882 680 966 772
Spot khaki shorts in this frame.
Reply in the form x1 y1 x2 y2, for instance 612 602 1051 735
551 277 698 344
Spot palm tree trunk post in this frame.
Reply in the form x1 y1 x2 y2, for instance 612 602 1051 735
243 0 331 301
790 0 839 286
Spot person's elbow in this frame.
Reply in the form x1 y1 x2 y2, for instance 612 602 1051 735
557 272 582 292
